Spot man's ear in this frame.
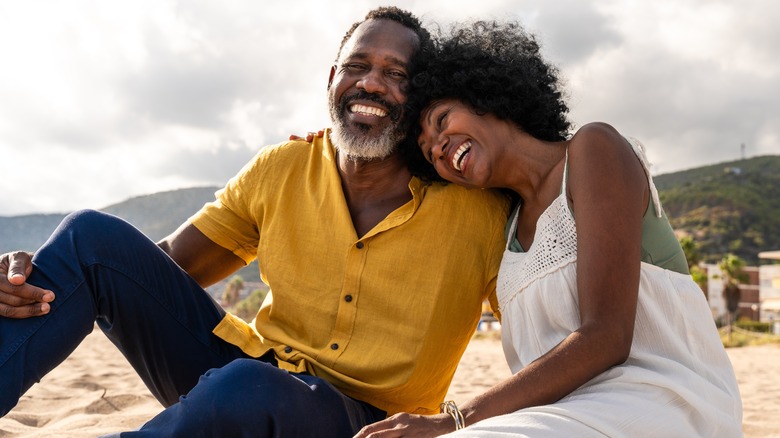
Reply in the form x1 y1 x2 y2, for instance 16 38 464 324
327 65 336 90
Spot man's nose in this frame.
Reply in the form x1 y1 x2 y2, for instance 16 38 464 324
356 69 388 95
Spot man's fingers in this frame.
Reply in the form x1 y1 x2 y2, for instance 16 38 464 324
0 251 53 305
0 285 54 305
8 272 26 286
0 301 51 319
0 282 54 319
6 251 33 284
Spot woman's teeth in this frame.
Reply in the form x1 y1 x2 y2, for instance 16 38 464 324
452 141 472 171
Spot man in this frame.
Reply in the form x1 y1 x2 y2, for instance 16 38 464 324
0 7 508 436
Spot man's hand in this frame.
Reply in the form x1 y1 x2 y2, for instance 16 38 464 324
288 130 325 142
0 251 55 318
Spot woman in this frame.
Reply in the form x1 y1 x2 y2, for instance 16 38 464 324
355 21 742 437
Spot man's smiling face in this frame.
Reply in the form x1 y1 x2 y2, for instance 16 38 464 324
327 18 418 161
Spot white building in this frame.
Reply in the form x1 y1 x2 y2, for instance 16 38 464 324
704 263 760 323
705 264 727 320
759 251 780 323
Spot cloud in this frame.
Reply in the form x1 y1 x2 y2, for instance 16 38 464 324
0 0 778 216
554 0 780 173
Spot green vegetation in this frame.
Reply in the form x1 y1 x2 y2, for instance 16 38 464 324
221 276 245 308
231 287 270 322
735 321 775 334
720 327 780 348
679 235 707 294
657 155 780 265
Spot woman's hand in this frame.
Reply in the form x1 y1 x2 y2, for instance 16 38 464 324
288 130 324 142
354 412 455 438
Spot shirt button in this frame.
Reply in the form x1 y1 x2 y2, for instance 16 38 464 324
284 346 292 353
356 241 364 249
331 343 339 350
344 294 353 302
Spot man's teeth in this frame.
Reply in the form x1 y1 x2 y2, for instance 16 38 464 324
452 141 472 171
350 104 387 117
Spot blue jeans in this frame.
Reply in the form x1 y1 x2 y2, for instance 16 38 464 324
0 210 384 437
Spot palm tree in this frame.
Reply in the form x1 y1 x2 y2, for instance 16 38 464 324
718 254 748 337
680 236 708 298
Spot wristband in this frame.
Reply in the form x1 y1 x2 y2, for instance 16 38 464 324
440 400 465 430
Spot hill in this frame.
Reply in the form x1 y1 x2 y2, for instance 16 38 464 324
0 187 219 253
1 155 778 267
655 155 780 265
0 186 263 284
99 186 219 242
0 214 69 254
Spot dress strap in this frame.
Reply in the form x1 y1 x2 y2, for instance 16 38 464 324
561 146 570 195
625 137 663 218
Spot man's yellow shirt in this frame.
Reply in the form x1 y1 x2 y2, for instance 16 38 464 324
190 129 508 416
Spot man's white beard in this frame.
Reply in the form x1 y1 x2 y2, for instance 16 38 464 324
329 122 402 161
328 96 405 161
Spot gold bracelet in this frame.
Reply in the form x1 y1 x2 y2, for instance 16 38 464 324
440 400 465 430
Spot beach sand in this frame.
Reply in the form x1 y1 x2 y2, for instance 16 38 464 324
1 329 778 437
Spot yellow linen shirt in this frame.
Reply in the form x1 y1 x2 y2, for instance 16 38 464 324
190 129 508 415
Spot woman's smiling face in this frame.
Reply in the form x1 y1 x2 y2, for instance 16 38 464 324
418 99 504 189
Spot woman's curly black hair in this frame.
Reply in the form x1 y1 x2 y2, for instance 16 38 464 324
401 20 572 182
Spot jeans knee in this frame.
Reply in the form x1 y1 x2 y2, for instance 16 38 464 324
52 209 150 255
204 359 286 397
137 359 366 437
181 359 286 426
61 209 124 238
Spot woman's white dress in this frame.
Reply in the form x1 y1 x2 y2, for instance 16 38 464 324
446 140 742 437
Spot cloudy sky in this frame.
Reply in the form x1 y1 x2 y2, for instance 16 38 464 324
1 0 778 216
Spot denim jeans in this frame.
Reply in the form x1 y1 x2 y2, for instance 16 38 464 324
0 210 384 437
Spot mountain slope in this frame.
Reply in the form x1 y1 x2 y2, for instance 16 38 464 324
0 186 219 253
100 186 219 242
0 186 262 283
655 155 780 264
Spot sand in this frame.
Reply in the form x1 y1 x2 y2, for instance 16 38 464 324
1 329 778 437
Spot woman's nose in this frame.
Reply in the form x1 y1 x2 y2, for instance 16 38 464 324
430 135 447 161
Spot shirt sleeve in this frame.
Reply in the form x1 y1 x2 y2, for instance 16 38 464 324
189 148 270 264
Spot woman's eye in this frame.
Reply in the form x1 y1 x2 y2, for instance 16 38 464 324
436 111 448 129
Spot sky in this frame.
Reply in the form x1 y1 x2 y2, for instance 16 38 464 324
1 0 778 216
